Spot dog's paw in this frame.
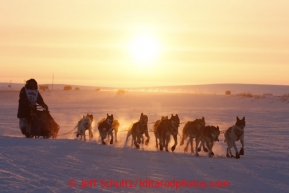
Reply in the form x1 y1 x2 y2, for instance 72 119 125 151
239 147 244 155
236 153 240 159
135 144 140 149
102 141 106 145
145 139 149 146
21 129 26 135
25 133 32 138
110 139 113 144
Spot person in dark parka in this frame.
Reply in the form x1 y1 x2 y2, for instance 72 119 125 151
17 79 48 137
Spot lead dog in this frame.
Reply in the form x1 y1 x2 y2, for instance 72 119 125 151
76 114 94 141
224 116 246 159
98 114 114 145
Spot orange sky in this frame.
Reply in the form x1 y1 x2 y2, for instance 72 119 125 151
0 0 288 87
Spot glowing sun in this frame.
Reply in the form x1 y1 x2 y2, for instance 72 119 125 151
129 34 160 65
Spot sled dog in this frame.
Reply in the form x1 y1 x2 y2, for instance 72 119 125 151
153 116 168 148
180 117 205 155
98 114 114 145
98 118 120 143
126 113 149 149
198 125 220 157
224 116 246 159
158 114 180 152
76 114 93 141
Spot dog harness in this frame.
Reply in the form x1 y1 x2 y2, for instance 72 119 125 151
234 128 244 141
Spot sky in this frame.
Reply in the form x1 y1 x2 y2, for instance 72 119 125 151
0 0 289 87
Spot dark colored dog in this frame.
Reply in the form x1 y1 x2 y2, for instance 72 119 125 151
126 113 149 149
198 125 220 157
153 116 168 148
158 114 180 152
98 118 120 142
98 114 114 145
180 117 205 155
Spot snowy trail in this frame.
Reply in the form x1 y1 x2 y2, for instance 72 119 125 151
0 136 288 193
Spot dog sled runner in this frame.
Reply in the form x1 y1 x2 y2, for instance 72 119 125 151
30 109 60 138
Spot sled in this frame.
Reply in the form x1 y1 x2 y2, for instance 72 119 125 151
30 109 60 138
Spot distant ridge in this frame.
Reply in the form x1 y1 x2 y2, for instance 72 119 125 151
127 84 289 95
0 82 288 96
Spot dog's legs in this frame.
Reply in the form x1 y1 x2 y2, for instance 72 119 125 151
233 142 240 159
171 134 177 152
180 133 186 146
101 131 107 145
107 128 113 144
190 136 194 153
202 140 208 152
154 133 158 148
159 132 164 151
144 129 150 145
206 141 210 157
80 130 83 140
132 133 139 149
226 142 234 158
184 138 190 152
84 130 87 141
210 141 215 157
165 134 170 152
226 147 230 157
206 141 214 157
195 137 201 156
101 138 106 145
198 137 204 152
239 139 244 155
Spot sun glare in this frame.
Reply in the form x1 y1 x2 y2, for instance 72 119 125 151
128 34 160 65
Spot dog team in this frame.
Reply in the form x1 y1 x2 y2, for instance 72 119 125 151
76 113 246 159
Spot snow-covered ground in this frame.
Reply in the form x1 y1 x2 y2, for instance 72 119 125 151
0 88 288 193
